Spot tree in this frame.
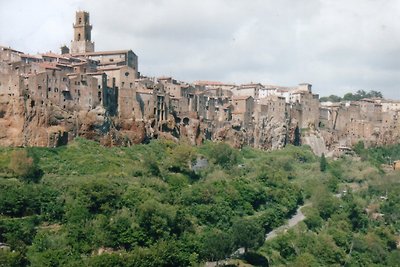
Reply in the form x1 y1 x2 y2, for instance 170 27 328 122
208 142 239 169
293 126 301 146
8 150 42 182
304 208 323 230
200 228 233 262
319 95 342 103
320 153 327 172
232 218 265 253
368 90 383 98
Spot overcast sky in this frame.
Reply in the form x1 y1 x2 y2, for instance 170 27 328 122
0 0 399 99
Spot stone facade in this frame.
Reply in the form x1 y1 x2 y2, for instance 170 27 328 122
71 11 95 54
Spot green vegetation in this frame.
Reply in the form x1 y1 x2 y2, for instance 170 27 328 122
354 141 400 167
320 90 383 102
0 138 399 266
0 139 305 266
319 153 327 172
259 144 400 266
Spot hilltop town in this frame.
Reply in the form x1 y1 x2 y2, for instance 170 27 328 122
1 11 399 154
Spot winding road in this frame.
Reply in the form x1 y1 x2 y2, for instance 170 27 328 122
205 203 311 267
265 203 311 241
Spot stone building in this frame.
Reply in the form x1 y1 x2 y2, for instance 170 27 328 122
257 95 287 123
194 80 235 91
72 50 138 78
231 83 264 100
231 95 254 128
71 11 95 53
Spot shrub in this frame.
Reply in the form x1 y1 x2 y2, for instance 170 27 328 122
8 150 42 182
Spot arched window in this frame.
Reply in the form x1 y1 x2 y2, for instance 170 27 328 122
79 17 82 24
78 33 81 41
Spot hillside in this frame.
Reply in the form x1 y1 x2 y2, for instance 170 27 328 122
0 139 399 266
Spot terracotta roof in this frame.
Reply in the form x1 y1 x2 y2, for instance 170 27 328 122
71 50 134 57
21 54 42 59
98 66 124 71
41 52 73 61
87 72 105 76
0 45 23 53
38 62 61 70
194 80 235 86
239 83 263 88
232 95 252 100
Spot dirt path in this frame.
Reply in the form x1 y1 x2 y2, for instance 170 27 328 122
265 203 311 241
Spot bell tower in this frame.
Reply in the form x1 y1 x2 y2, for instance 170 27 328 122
71 11 95 54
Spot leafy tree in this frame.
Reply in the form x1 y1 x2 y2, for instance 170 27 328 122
353 141 366 157
207 142 240 169
84 254 126 267
200 228 233 262
348 202 368 231
0 250 24 267
292 252 319 267
8 150 42 182
79 179 123 214
293 126 301 146
232 217 264 252
319 95 342 103
304 208 323 230
166 143 196 173
136 200 174 245
312 187 339 220
320 153 327 172
342 90 383 101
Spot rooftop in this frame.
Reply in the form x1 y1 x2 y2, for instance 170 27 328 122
71 50 135 57
232 95 252 100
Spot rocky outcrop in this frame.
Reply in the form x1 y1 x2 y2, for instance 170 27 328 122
303 132 327 156
3 91 396 153
0 95 25 146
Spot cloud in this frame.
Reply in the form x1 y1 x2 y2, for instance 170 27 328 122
0 0 399 99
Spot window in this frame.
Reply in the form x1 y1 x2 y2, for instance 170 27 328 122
78 33 81 41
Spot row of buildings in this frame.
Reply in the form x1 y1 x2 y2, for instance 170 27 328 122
0 11 399 149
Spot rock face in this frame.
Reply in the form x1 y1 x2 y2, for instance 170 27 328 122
0 92 296 150
303 132 327 156
0 95 25 146
0 94 146 147
2 92 397 152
